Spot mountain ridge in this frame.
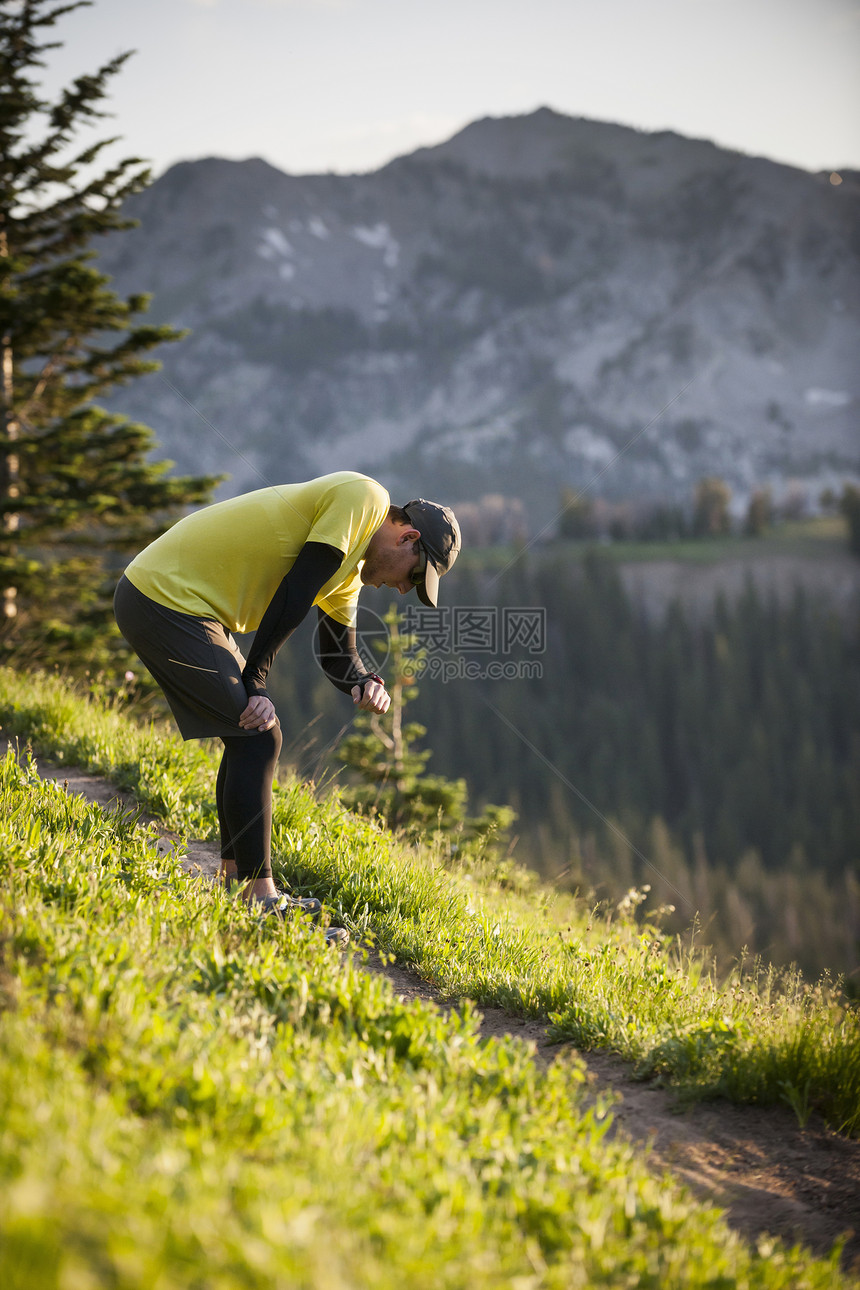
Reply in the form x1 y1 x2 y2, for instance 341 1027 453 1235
98 107 860 521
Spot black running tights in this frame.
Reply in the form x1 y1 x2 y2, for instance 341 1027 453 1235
216 724 283 881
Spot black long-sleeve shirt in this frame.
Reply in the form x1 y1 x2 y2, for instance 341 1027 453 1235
241 541 377 698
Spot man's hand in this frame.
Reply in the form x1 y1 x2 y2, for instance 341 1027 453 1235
352 678 391 714
239 694 278 731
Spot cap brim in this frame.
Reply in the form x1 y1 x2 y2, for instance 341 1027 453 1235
415 558 440 607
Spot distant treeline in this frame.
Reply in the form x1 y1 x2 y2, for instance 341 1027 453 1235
410 552 860 980
455 478 859 549
268 550 860 983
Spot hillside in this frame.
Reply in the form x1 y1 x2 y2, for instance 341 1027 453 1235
96 108 860 518
7 735 860 1274
0 668 858 1285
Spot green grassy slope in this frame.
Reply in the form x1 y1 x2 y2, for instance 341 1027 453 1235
1 667 857 1142
0 746 855 1287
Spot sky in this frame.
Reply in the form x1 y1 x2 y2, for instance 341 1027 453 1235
33 0 860 180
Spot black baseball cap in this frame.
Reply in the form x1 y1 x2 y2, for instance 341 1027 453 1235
402 498 461 607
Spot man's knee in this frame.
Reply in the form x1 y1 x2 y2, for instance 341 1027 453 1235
223 720 282 765
244 721 282 765
263 719 283 760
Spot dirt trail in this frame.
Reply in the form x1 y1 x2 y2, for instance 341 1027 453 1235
13 748 860 1273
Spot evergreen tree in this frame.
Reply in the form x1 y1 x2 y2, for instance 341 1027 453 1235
693 475 732 536
0 0 218 672
336 605 515 856
557 487 595 539
744 486 772 537
840 483 860 557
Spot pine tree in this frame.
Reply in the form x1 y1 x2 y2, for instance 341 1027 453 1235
693 475 732 536
336 605 516 856
557 487 594 539
0 0 219 672
743 486 772 537
840 483 860 557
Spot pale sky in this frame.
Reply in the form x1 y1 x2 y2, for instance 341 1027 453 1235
34 0 860 179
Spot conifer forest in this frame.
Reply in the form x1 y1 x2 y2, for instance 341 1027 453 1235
267 547 860 987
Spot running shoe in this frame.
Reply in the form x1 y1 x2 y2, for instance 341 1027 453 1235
323 925 350 949
224 879 322 918
278 891 323 918
258 894 349 948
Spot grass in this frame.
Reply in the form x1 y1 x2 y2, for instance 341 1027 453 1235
0 748 855 1287
1 665 858 1147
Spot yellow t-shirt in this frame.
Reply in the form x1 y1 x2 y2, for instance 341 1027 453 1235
124 471 390 630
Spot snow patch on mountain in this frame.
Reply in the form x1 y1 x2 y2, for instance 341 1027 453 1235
805 388 852 409
351 222 400 267
258 227 293 259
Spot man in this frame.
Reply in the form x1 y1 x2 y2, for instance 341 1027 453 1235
114 470 461 943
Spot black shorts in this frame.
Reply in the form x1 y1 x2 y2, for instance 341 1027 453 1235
114 575 259 740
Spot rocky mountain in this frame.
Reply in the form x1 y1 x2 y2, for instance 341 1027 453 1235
97 107 860 523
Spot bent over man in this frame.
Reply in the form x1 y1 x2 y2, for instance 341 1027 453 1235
114 470 460 939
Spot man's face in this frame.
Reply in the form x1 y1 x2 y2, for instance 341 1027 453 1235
360 520 422 594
